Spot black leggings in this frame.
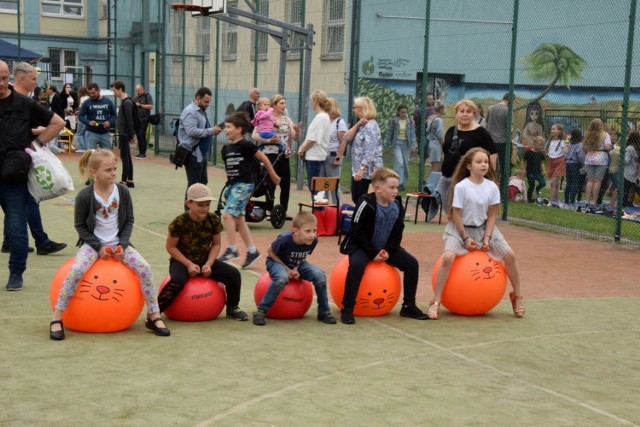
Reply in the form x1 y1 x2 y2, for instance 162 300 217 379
342 247 418 310
158 259 242 312
266 152 291 212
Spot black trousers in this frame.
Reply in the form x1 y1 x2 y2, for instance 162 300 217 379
118 134 133 182
158 259 242 312
266 152 291 212
342 247 418 310
136 118 149 155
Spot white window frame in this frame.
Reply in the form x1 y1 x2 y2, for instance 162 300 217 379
197 16 211 60
285 0 303 61
221 1 238 61
322 0 345 61
250 0 269 61
42 0 84 18
0 0 18 13
48 48 78 80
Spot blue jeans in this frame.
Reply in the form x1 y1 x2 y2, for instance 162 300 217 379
0 183 30 275
3 193 50 249
324 154 341 204
85 131 112 150
258 258 330 314
392 139 411 186
76 122 87 150
527 172 546 201
305 160 326 193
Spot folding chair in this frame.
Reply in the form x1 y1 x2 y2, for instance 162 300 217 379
404 171 443 224
298 177 340 234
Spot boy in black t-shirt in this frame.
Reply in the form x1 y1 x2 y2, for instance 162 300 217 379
253 211 337 326
523 136 547 203
217 112 280 269
159 183 248 321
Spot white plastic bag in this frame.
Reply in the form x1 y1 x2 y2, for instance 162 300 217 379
26 143 74 202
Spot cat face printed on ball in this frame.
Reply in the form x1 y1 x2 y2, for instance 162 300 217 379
469 255 504 281
356 284 399 314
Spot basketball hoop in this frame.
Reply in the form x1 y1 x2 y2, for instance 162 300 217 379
171 4 210 16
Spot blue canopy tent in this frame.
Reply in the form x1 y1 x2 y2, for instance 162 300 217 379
0 39 49 63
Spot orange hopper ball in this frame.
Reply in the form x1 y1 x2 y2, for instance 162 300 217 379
159 276 227 322
253 272 314 319
329 255 401 316
49 257 144 333
431 250 507 316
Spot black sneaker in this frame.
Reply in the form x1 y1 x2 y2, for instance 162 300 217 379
226 306 248 321
1 245 34 254
134 154 147 159
317 312 337 324
252 310 266 325
5 273 23 291
36 241 67 255
217 247 240 262
242 250 261 269
340 308 355 324
399 304 428 320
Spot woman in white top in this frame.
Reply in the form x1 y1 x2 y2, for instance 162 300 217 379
297 90 331 193
324 98 348 203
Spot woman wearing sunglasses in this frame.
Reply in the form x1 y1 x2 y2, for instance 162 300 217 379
438 99 498 213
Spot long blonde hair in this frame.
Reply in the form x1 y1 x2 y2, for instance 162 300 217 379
353 96 377 120
582 118 606 152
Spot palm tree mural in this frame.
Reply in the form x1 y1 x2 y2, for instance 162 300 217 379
517 43 587 110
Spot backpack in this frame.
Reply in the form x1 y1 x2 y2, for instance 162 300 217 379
124 97 142 133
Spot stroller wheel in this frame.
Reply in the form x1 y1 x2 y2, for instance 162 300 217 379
270 205 286 229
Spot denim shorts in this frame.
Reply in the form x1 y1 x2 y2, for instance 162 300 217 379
584 164 607 180
223 182 254 217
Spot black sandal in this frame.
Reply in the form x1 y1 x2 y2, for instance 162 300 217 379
145 317 170 337
50 320 65 341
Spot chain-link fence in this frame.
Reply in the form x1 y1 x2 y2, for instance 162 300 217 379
352 0 640 246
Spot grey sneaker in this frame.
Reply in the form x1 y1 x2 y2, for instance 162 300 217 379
217 247 240 262
317 312 337 324
226 306 248 321
6 273 23 291
252 310 266 325
242 250 261 269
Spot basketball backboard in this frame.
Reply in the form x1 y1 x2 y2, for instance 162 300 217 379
192 0 227 17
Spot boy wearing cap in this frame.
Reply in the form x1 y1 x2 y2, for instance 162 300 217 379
157 183 248 320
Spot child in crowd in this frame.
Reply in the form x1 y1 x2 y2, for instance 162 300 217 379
158 183 248 321
623 131 640 207
339 167 427 324
508 169 527 202
429 147 524 320
49 150 170 340
251 97 276 140
523 136 547 203
545 123 567 207
564 128 586 207
253 211 337 326
218 112 280 269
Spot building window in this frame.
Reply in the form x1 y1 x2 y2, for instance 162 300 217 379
322 0 344 60
250 0 269 61
286 0 303 60
100 0 108 20
197 17 211 59
48 48 78 79
172 11 184 57
0 0 18 13
42 0 83 18
222 0 238 61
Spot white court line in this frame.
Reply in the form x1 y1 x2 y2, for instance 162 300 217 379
195 319 639 426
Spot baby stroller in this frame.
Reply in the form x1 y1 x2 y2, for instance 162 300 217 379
215 144 289 229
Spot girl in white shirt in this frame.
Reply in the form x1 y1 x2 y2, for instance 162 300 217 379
429 147 524 320
545 123 568 207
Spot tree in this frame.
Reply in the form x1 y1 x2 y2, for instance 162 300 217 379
517 43 587 110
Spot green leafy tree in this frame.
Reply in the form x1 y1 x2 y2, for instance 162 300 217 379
517 43 587 110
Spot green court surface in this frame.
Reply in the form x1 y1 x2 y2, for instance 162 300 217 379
0 156 638 426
